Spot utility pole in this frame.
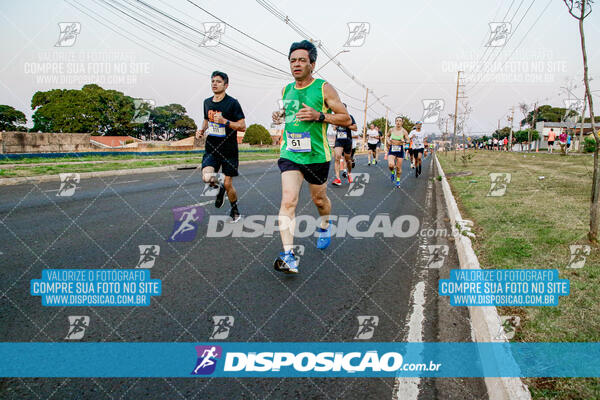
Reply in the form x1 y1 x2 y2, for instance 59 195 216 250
452 71 464 161
444 119 448 151
508 106 515 151
384 108 389 148
528 101 538 152
362 88 369 150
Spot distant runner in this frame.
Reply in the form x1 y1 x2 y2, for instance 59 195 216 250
409 121 427 178
366 123 379 165
331 104 357 186
386 117 408 188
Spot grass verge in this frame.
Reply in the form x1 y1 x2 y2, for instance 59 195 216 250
0 151 278 178
438 150 599 400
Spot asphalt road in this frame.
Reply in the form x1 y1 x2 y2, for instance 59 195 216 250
0 153 487 399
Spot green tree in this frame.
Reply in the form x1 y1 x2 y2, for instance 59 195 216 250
31 84 135 134
0 105 27 131
243 123 272 145
492 126 511 139
520 104 579 126
368 116 391 133
150 104 197 140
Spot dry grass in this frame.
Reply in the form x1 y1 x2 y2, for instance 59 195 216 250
438 150 600 400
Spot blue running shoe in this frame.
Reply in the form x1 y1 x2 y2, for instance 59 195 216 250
390 172 395 182
274 250 298 274
316 221 332 249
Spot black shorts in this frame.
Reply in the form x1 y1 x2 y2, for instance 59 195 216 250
334 138 352 155
387 146 404 158
367 143 378 152
201 152 239 177
548 141 554 145
278 158 330 185
413 148 424 156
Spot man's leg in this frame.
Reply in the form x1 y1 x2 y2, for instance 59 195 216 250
279 170 304 252
202 166 217 186
309 181 331 231
344 152 353 175
333 147 343 180
223 176 237 203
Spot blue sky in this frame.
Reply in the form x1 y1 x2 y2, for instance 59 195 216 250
1 0 599 135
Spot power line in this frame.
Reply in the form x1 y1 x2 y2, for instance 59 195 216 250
185 0 286 57
468 0 537 91
468 0 527 88
469 0 551 97
130 0 290 76
255 0 394 111
97 0 290 78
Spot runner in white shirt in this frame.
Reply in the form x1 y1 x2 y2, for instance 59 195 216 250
408 121 427 178
366 123 379 165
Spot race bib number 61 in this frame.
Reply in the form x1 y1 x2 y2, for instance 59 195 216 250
286 131 311 153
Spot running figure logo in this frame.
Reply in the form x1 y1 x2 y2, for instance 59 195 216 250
55 22 81 47
354 316 379 340
169 206 204 242
136 245 160 268
487 173 511 197
201 173 224 196
486 22 511 47
567 245 591 269
57 173 80 197
199 22 225 47
65 316 89 340
346 173 369 197
344 22 370 47
425 245 449 269
279 99 300 125
191 345 222 375
131 99 155 124
210 316 234 340
421 99 445 124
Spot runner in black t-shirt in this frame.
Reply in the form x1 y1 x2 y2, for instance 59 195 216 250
195 71 246 222
331 104 357 186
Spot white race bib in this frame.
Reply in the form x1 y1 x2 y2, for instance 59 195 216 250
391 145 403 153
286 131 311 153
336 131 348 139
207 121 226 137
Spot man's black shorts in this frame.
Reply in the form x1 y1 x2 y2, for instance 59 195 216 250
278 158 330 185
367 143 378 152
201 152 239 177
334 138 352 155
413 148 424 156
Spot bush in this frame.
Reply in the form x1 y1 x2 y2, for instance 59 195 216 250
584 135 597 153
243 123 272 145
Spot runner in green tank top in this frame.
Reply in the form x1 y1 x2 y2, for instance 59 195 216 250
386 117 409 188
271 40 351 274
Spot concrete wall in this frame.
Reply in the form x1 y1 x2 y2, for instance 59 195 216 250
1 132 91 153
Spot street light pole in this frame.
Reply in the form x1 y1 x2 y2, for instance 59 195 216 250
315 50 350 73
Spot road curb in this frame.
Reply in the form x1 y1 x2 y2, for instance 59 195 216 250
434 155 531 400
0 158 277 186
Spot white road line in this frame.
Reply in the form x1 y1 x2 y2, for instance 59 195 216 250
187 200 214 207
113 180 140 184
393 178 434 400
